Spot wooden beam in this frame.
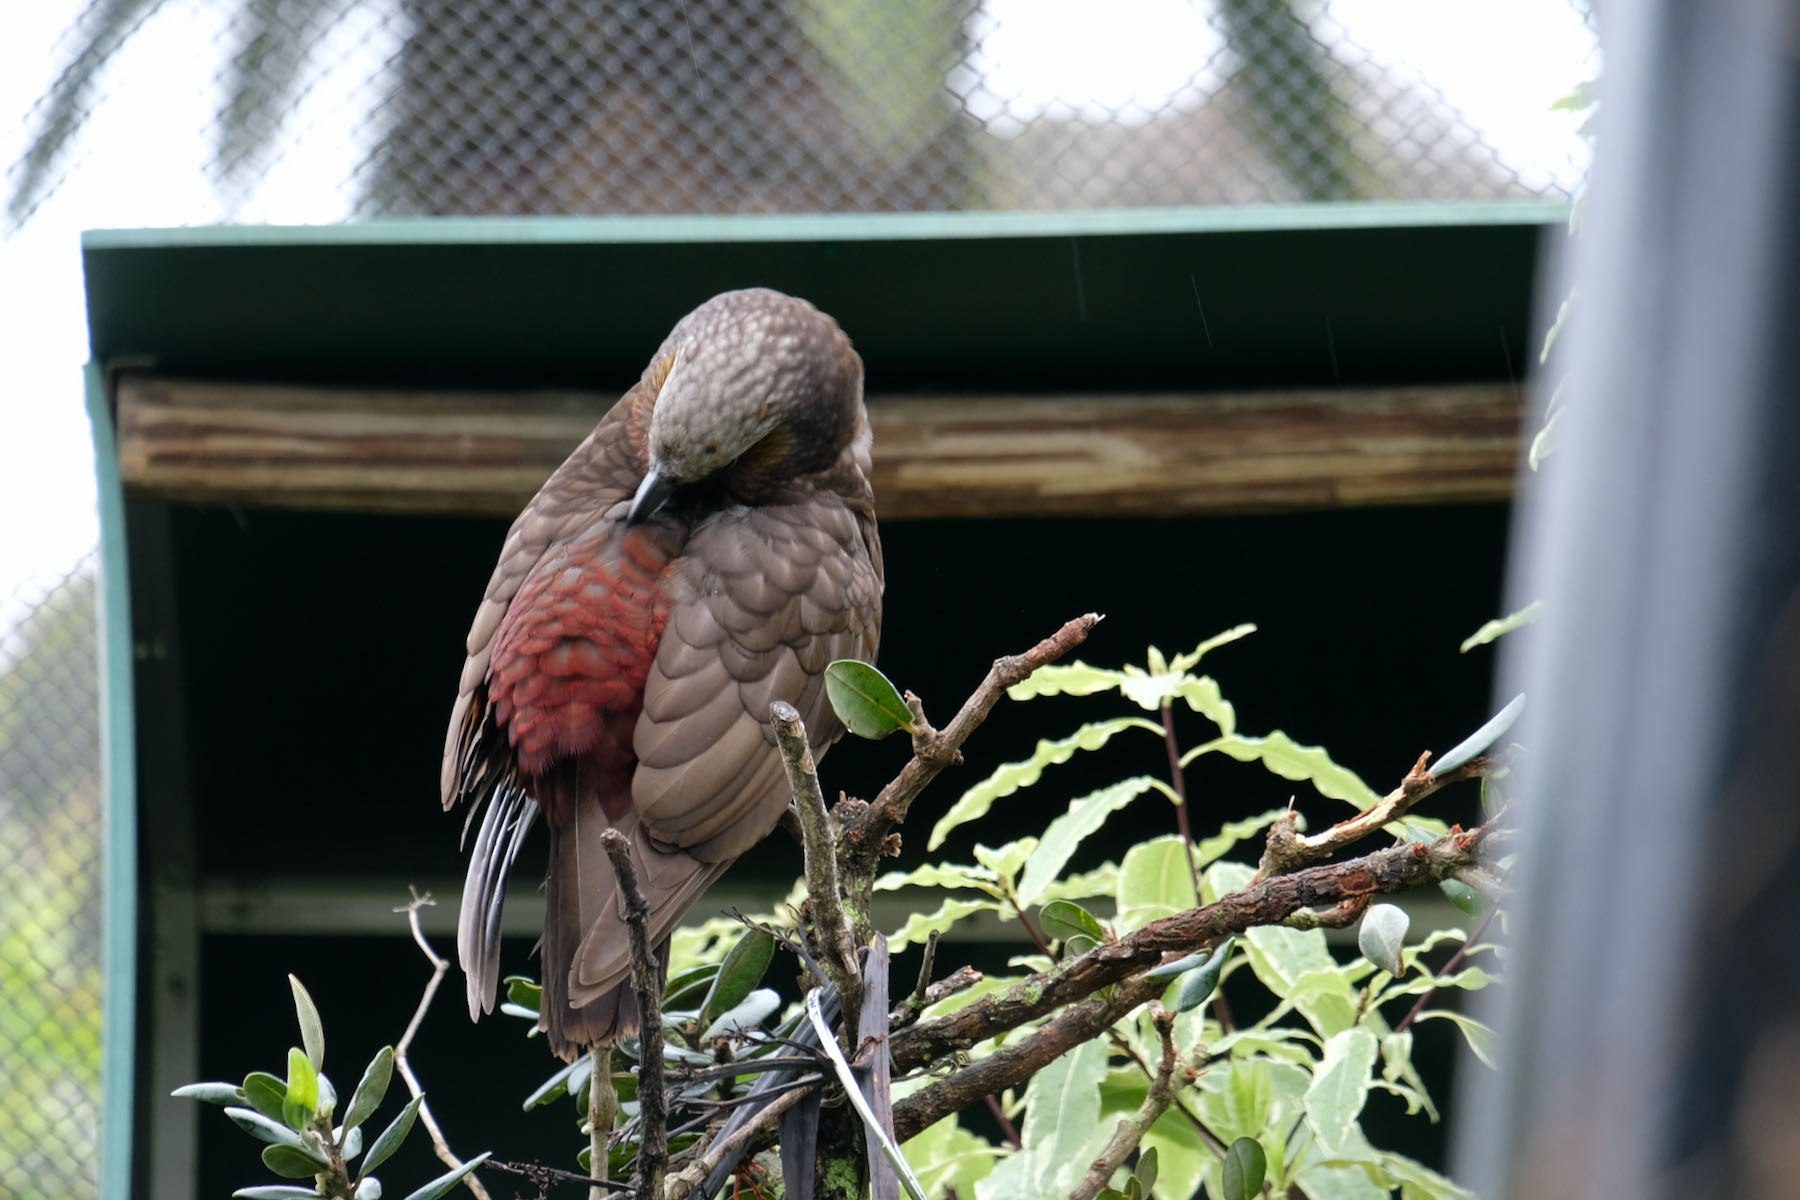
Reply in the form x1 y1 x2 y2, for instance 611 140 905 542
114 376 1522 518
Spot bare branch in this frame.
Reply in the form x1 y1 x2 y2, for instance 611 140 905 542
393 889 493 1200
600 829 667 1200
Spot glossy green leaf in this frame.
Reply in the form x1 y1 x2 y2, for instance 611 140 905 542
1460 603 1542 652
343 1046 393 1134
1116 836 1199 929
1173 939 1234 1013
397 1151 491 1200
825 659 913 738
1038 899 1106 945
1061 932 1099 961
1429 694 1525 775
1304 1028 1379 1153
232 1187 322 1199
700 927 775 1026
700 988 780 1041
927 717 1160 850
359 1094 420 1179
242 1072 289 1122
172 1081 244 1106
223 1106 305 1148
289 975 325 1071
260 1142 328 1179
1357 904 1410 978
503 976 541 1011
1018 776 1167 906
1221 1136 1267 1200
283 1047 319 1130
1188 732 1379 807
1414 1010 1499 1069
662 964 718 1008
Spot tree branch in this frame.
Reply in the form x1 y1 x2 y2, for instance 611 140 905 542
1069 1005 1182 1200
599 830 666 1200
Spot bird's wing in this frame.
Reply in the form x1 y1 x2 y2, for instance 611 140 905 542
567 492 882 1002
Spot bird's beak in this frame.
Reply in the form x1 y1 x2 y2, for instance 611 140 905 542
627 466 677 524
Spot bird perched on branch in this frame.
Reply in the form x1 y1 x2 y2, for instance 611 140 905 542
443 288 883 1060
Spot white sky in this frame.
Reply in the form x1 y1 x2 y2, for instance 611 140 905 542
0 0 1594 635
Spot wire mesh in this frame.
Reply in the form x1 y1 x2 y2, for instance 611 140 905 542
9 0 1593 225
0 555 102 1200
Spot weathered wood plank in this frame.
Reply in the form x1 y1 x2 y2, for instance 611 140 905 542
114 376 1521 518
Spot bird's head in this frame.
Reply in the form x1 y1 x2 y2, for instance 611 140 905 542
629 288 864 523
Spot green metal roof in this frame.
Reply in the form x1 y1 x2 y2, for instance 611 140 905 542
82 203 1558 393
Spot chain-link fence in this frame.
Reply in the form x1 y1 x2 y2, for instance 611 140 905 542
0 555 102 1200
9 0 1592 225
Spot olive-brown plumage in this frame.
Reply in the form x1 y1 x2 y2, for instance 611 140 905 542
443 289 883 1059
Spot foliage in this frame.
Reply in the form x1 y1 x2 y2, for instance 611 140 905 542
175 975 489 1200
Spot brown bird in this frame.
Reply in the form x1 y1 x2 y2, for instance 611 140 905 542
442 288 883 1059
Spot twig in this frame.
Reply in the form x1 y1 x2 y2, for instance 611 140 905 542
661 1084 814 1199
889 964 983 1031
1105 1031 1226 1160
889 823 1493 1140
1160 703 1201 906
1068 1005 1182 1200
486 1159 628 1195
1254 751 1505 880
394 889 493 1200
984 1094 1022 1148
771 700 863 1044
599 829 667 1200
1394 904 1500 1034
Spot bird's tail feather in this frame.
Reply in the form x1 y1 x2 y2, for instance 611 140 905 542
457 785 538 1021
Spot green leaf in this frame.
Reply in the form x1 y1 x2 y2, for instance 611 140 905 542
1357 904 1410 978
1038 899 1107 945
1189 732 1379 807
242 1072 289 1122
1460 602 1542 652
1221 1136 1267 1200
1373 1150 1478 1200
503 976 541 1011
874 862 996 893
172 1081 244 1106
289 975 325 1071
1171 675 1236 735
1005 660 1126 700
972 839 1036 884
700 927 776 1026
224 1106 306 1148
1439 878 1484 915
1170 624 1258 671
343 1046 394 1134
1116 835 1199 929
1018 776 1167 906
1174 939 1233 1013
1429 694 1525 775
825 659 913 738
1061 933 1099 961
283 1047 319 1130
1192 808 1287 871
1222 1058 1270 1139
1021 1039 1109 1197
1414 1010 1499 1068
700 988 780 1041
260 1142 328 1179
1134 1144 1159 1192
359 1094 421 1179
1304 1028 1380 1154
521 1056 585 1110
927 717 1161 850
662 964 717 1008
397 1151 492 1200
888 896 1004 950
1034 863 1119 904
902 1116 1002 1200
232 1188 324 1199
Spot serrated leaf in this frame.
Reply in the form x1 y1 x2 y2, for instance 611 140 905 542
701 988 780 1041
289 975 325 1071
1005 661 1126 700
700 927 775 1026
1019 776 1167 906
1414 1010 1498 1068
224 1106 306 1148
1171 624 1258 672
1173 939 1233 1013
503 976 541 1011
1188 732 1379 807
888 896 1004 950
261 1142 329 1179
343 1046 394 1134
283 1047 319 1130
1460 603 1542 652
1304 1028 1379 1153
928 717 1161 850
232 1187 323 1199
1038 899 1107 945
1429 695 1525 776
398 1152 492 1200
173 1081 244 1106
242 1072 288 1122
1171 675 1236 734
1358 904 1410 977
825 659 912 738
874 861 996 892
359 1094 420 1179
1221 1136 1266 1200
